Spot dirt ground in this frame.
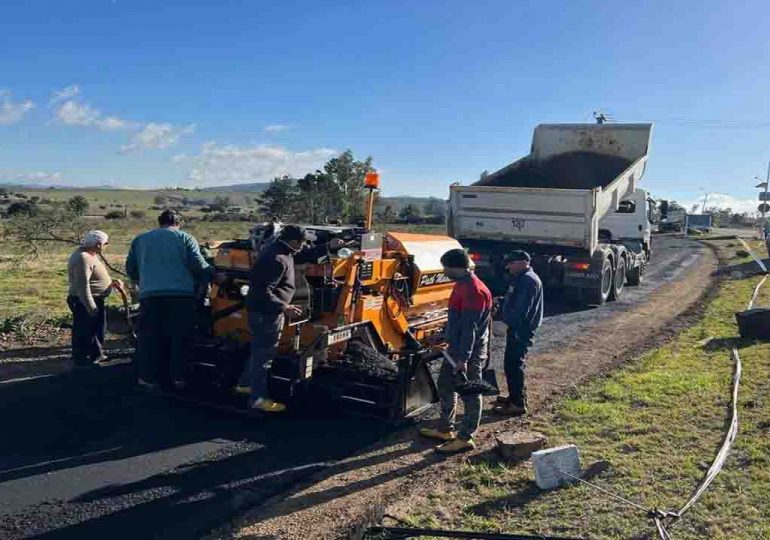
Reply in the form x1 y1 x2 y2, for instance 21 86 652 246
221 244 718 539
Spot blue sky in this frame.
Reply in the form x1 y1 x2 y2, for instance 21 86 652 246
2 0 770 212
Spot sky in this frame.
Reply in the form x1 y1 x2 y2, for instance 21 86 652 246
2 0 770 213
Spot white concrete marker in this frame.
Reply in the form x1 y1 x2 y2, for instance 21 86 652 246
532 444 581 490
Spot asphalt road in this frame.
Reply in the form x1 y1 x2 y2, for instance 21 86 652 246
0 234 706 539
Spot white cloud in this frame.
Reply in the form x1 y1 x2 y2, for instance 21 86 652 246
185 143 337 186
0 90 34 125
683 193 760 215
54 100 133 131
0 170 63 185
119 123 195 154
49 84 81 105
264 124 290 133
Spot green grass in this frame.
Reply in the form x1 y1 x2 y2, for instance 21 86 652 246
400 240 770 539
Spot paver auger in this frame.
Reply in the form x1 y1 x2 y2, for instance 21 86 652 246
189 174 463 419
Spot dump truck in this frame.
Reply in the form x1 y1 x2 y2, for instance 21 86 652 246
447 123 654 305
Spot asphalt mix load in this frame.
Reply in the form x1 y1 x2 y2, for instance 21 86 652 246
340 340 399 379
475 151 633 190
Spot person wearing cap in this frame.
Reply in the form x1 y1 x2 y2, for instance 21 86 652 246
419 248 493 453
67 230 122 368
493 250 543 415
126 210 219 391
243 225 344 412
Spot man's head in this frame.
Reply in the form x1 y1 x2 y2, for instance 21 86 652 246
279 225 316 252
440 248 472 279
81 230 109 253
158 209 182 228
503 250 531 276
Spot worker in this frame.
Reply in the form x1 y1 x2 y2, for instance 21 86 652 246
493 250 543 416
67 230 122 368
126 210 218 391
243 225 343 412
419 248 493 454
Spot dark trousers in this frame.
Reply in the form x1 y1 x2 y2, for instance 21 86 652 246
504 330 532 407
246 312 284 404
138 296 195 386
67 296 106 366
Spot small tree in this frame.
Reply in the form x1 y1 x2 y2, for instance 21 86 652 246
399 204 422 222
153 195 168 205
381 205 398 223
66 195 90 216
105 210 125 220
259 176 297 219
129 210 146 219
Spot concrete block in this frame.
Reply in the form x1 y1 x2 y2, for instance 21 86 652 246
495 431 547 460
532 444 581 490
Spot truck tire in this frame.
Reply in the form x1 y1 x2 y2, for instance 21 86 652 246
610 257 626 300
588 257 613 305
627 261 644 285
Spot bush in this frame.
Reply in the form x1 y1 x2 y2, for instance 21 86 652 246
66 195 89 216
6 201 38 217
105 210 125 220
129 210 146 219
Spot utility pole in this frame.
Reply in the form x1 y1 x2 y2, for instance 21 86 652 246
701 190 709 214
762 162 770 255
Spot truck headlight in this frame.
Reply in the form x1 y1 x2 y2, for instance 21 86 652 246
239 285 250 297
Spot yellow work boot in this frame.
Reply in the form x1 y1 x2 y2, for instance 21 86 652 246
250 398 286 413
436 437 475 454
233 385 251 395
419 427 456 441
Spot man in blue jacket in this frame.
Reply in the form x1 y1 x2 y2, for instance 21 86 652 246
494 250 543 416
126 210 218 391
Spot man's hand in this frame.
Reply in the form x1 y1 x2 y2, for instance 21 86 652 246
111 279 124 290
328 238 345 251
283 304 303 318
454 361 468 375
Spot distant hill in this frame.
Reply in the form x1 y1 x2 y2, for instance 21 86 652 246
201 182 270 193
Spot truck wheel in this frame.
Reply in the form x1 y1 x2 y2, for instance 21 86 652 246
610 257 626 300
588 258 613 305
627 261 644 285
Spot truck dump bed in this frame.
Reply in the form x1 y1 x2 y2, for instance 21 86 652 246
448 123 653 254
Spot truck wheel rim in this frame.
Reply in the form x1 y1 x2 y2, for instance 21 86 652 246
601 264 612 296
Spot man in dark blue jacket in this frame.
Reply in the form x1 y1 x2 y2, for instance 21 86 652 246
494 250 543 416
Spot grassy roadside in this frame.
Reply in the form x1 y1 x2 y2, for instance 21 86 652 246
395 239 770 539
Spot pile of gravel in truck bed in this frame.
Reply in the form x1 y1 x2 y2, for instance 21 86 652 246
475 151 633 190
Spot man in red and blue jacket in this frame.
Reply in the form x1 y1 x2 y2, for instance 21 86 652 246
420 248 493 454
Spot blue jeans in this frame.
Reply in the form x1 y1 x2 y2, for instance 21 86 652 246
247 312 284 404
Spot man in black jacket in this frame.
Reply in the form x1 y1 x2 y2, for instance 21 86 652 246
243 225 342 412
493 250 543 416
